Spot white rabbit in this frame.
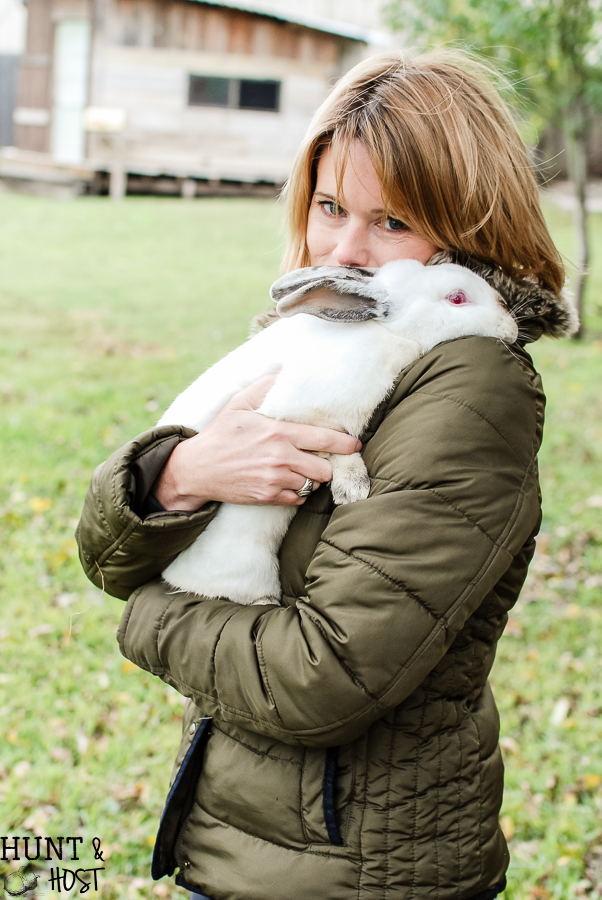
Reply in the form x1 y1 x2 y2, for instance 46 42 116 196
159 259 517 605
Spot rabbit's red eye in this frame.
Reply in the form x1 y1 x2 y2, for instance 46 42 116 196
446 290 468 305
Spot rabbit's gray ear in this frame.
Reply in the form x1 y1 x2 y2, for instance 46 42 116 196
270 265 387 322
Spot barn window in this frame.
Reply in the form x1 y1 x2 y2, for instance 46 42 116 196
239 79 280 111
188 75 280 112
188 76 230 107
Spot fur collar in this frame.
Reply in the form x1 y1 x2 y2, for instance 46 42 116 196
251 254 579 342
427 251 578 342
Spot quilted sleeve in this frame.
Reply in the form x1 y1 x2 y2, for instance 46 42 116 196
76 426 220 601
116 338 543 745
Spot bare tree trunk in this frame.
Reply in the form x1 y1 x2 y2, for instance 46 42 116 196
565 105 589 340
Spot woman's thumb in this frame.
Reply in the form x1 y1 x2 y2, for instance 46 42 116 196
229 373 278 410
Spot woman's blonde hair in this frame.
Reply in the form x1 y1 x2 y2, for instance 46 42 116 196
282 50 564 293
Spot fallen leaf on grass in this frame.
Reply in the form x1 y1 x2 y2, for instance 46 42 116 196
500 737 519 754
23 806 57 836
111 783 141 801
113 691 134 705
512 839 540 862
30 497 52 512
571 879 594 897
27 623 53 638
49 718 68 738
45 550 70 570
559 651 575 671
109 780 151 809
558 842 582 860
570 774 602 797
12 761 31 778
93 735 109 752
585 843 602 890
76 729 89 755
500 815 514 841
504 619 523 637
50 747 73 765
91 842 118 861
583 774 602 789
550 697 570 726
55 592 78 608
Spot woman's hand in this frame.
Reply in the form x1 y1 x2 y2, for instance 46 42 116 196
153 375 362 511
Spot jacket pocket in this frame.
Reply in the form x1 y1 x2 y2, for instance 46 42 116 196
323 747 343 845
301 744 354 846
194 725 353 850
196 725 309 849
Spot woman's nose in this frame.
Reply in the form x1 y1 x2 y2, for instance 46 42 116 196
331 223 371 268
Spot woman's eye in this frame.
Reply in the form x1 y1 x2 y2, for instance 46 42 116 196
319 201 344 218
384 217 408 232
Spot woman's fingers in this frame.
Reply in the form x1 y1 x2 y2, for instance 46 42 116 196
229 377 362 457
292 472 322 494
229 374 278 410
284 421 362 456
154 375 364 510
285 448 332 484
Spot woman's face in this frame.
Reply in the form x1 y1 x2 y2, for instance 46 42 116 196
306 142 439 269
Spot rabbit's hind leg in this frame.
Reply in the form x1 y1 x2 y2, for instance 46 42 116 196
326 452 371 505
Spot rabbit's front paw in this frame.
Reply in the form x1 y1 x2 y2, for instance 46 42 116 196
330 453 370 505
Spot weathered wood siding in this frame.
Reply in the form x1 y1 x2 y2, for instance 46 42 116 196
0 54 19 146
86 0 358 181
14 0 54 151
109 0 339 63
14 0 363 181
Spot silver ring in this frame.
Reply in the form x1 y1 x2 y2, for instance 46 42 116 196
297 478 313 498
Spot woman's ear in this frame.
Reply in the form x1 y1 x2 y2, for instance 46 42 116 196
271 266 387 322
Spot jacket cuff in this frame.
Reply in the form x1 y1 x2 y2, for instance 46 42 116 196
76 426 220 600
138 492 167 519
127 430 206 518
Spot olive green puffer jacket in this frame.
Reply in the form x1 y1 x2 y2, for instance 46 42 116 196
78 335 545 900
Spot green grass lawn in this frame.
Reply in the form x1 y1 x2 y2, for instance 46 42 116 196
0 191 600 900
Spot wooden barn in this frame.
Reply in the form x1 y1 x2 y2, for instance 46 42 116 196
5 0 382 195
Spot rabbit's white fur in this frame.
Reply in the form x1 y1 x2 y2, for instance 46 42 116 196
159 259 517 604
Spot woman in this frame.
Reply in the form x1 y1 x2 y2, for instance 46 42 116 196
77 51 576 900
